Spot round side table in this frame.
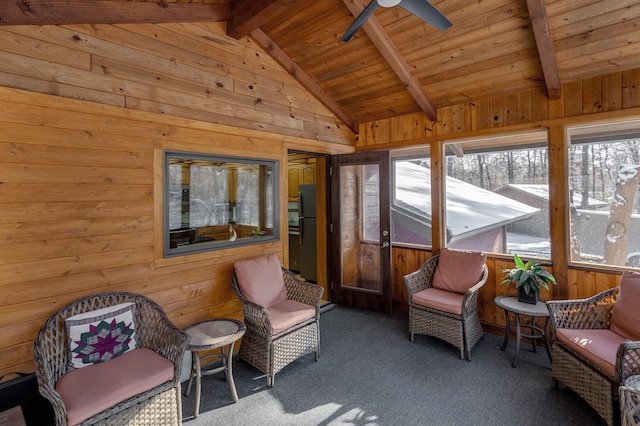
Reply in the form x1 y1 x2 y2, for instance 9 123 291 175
494 295 551 368
183 318 246 418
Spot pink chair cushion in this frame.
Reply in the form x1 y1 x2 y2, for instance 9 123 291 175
267 299 316 335
556 328 627 377
611 270 640 341
412 288 464 315
56 347 174 426
234 254 287 308
432 249 486 294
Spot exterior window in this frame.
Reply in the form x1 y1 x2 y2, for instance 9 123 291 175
568 121 640 269
443 132 550 258
164 151 279 257
391 148 432 247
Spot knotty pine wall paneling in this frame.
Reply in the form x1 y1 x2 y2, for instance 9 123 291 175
0 20 358 375
0 22 355 146
0 86 353 377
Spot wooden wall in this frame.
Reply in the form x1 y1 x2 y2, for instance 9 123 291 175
0 22 355 146
0 21 357 377
357 69 640 146
0 85 352 377
369 69 640 332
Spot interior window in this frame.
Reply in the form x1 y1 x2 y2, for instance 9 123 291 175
443 131 550 258
164 151 279 257
568 121 640 269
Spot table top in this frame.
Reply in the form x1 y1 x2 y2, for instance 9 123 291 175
184 318 246 351
494 295 549 317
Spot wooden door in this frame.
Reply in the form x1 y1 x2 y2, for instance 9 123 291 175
330 151 392 313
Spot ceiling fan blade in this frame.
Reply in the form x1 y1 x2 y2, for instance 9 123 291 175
399 0 452 31
340 0 381 42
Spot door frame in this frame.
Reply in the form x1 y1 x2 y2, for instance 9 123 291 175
329 151 392 313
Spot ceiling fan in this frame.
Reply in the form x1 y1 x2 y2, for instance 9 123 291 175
340 0 452 42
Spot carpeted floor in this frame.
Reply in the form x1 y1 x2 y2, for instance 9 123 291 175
181 306 606 426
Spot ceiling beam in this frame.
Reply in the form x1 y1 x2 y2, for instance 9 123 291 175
342 0 437 121
0 0 229 26
227 0 307 40
250 28 359 134
525 0 561 100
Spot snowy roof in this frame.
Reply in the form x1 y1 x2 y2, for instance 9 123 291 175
395 161 539 238
497 184 608 208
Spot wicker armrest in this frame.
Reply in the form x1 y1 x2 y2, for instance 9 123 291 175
546 287 618 330
240 298 273 336
125 296 189 388
404 256 439 298
617 341 640 383
282 268 323 308
462 265 488 316
33 323 67 420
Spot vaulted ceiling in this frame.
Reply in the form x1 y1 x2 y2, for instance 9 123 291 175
2 0 639 134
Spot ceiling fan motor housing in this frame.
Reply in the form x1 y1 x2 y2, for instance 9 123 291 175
378 0 402 7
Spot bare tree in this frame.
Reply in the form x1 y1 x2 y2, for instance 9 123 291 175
603 164 640 265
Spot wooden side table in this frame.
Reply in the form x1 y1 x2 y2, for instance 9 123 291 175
494 295 551 368
183 318 246 418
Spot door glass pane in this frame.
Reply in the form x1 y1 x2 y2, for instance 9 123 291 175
340 164 382 293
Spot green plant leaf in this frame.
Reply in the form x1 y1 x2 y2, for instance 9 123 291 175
513 253 525 269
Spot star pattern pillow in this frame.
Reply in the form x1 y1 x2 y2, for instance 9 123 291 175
65 302 137 370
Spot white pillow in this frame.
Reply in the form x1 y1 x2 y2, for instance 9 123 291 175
65 302 137 370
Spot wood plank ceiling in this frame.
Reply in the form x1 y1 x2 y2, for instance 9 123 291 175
1 0 639 133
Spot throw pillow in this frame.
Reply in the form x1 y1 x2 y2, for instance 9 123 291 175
234 254 287 308
611 270 640 341
65 302 137 370
432 248 486 294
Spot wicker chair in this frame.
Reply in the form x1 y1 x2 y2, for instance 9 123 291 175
404 251 488 360
33 292 189 426
547 288 640 426
232 254 323 387
621 379 640 426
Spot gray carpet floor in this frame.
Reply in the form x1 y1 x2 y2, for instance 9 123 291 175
181 306 605 426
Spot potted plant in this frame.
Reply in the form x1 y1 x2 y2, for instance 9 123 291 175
501 253 556 304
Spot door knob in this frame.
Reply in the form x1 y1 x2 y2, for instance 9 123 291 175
380 242 389 248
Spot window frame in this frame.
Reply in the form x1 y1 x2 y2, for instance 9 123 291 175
441 130 551 259
566 119 640 272
163 150 279 258
390 152 433 249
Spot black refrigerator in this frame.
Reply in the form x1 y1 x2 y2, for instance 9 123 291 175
298 184 317 282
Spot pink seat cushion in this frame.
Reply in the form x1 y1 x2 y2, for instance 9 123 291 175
611 271 640 341
432 249 486 294
234 254 287 308
556 328 627 377
56 348 174 426
267 299 316 335
412 288 464 315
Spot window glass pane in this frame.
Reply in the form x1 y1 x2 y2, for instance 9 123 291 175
168 163 184 230
237 166 259 226
164 151 279 257
444 132 550 258
569 121 640 269
391 156 432 246
190 165 228 227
